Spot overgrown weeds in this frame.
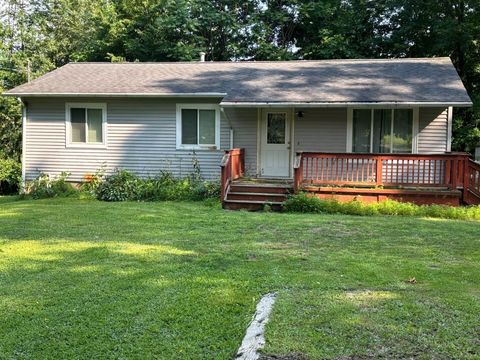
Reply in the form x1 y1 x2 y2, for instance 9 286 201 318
283 193 480 220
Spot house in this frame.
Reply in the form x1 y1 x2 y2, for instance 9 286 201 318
4 57 480 208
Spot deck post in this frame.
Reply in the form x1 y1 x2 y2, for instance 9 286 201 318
462 155 470 203
220 150 231 203
293 152 303 193
375 157 383 187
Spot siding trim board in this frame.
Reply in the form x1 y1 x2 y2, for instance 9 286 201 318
447 106 453 152
411 107 420 154
21 99 27 185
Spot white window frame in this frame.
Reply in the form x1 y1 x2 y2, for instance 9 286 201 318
65 102 107 148
176 104 220 150
346 107 419 154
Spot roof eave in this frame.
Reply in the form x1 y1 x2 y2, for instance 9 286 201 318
219 101 473 108
2 92 227 98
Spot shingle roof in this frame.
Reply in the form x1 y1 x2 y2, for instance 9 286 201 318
4 57 472 106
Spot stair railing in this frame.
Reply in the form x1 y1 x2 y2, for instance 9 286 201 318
220 148 245 202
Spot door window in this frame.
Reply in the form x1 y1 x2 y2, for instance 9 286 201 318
267 113 286 144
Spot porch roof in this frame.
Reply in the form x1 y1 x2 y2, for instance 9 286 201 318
4 57 472 106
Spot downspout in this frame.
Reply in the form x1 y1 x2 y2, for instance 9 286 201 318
18 97 27 191
220 107 234 149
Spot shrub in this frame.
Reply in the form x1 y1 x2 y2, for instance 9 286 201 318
190 180 221 200
95 169 220 202
0 158 21 194
95 169 140 201
26 172 78 199
283 193 480 221
283 192 325 213
80 165 106 196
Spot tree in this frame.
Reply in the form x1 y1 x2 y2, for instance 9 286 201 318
0 0 479 157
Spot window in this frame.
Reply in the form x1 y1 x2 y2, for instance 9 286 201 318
66 103 106 146
351 109 413 153
267 113 286 144
176 105 219 149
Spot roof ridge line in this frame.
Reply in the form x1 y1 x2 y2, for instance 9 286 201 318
64 57 451 65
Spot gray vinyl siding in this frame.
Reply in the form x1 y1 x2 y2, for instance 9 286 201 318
24 97 229 181
418 107 448 153
294 108 347 152
24 100 450 183
225 107 258 176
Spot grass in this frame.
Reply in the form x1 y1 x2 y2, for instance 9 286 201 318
0 197 479 359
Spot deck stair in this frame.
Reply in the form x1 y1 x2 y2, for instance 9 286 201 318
223 179 293 211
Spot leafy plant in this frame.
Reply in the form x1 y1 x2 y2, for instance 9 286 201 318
0 158 21 194
80 164 106 196
283 193 480 221
95 168 220 202
95 169 140 202
26 172 77 199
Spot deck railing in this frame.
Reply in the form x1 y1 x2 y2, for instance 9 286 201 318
465 158 480 202
220 148 245 201
294 152 470 193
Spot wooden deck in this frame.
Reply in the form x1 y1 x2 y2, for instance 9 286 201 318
220 149 480 210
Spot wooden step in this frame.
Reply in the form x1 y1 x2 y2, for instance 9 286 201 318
223 199 284 211
230 184 292 194
224 179 292 211
227 192 288 202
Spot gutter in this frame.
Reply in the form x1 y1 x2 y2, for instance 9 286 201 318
219 101 473 108
2 92 227 98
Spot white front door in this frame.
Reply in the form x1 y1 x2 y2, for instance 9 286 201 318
260 110 291 177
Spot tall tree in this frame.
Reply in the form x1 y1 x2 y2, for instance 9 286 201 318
0 0 479 158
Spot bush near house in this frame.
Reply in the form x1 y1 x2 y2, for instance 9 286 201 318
24 172 78 199
283 193 480 221
95 169 220 202
23 168 220 202
0 158 21 195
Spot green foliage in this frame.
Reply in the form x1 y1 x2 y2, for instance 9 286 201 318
0 0 479 155
282 192 325 213
283 193 480 220
79 164 107 197
95 168 220 202
95 168 140 202
25 172 78 199
0 96 22 161
0 158 21 194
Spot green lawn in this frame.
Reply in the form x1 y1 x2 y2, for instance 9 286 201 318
0 197 479 359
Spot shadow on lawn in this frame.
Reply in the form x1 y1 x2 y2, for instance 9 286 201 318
0 239 262 358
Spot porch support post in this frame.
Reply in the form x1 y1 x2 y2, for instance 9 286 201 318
375 156 383 187
293 152 303 193
463 155 470 203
